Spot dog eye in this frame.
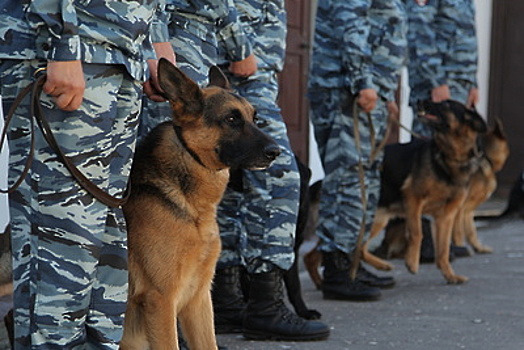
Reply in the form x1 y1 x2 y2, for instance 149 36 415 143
225 110 242 124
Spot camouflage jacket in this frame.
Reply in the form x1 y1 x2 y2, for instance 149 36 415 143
167 0 252 62
0 0 170 81
407 0 478 100
308 0 407 101
219 0 287 71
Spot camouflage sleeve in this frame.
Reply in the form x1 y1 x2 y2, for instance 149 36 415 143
217 0 253 62
406 0 447 89
28 0 81 61
333 0 375 93
151 0 170 44
144 0 171 60
438 0 478 86
370 0 407 101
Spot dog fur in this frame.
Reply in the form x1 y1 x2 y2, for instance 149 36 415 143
119 59 280 350
0 225 12 298
369 118 509 260
451 118 509 253
361 100 487 284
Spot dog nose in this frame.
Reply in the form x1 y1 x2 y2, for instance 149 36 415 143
265 144 281 161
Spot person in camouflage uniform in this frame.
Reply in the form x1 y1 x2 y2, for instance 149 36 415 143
308 0 407 301
137 0 254 139
0 1 174 348
210 0 330 341
407 0 479 137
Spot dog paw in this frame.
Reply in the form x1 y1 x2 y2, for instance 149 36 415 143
474 245 493 254
445 274 469 284
405 260 419 274
376 261 395 271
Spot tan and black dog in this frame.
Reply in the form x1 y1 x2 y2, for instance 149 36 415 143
452 118 509 254
361 100 487 284
366 118 509 262
119 59 280 350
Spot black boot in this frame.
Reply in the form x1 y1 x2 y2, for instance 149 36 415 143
322 251 381 301
243 270 330 341
212 266 246 334
356 264 396 289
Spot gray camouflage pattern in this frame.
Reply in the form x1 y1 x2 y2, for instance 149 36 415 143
308 0 407 101
1 60 141 349
0 0 169 81
216 0 300 274
408 0 479 136
138 0 253 139
308 0 406 254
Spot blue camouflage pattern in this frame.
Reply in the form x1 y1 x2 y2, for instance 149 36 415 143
0 0 169 81
407 0 479 136
216 0 300 274
1 60 142 349
138 0 253 140
308 0 407 254
0 0 163 347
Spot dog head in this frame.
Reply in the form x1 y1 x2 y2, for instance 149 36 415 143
482 117 510 172
417 100 487 134
157 58 280 171
417 100 488 161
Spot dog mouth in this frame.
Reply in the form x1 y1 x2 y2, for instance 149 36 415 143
417 100 443 123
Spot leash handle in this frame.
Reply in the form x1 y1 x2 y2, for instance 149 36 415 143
1 74 129 207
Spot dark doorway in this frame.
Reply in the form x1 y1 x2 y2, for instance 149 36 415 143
489 0 524 193
278 0 312 164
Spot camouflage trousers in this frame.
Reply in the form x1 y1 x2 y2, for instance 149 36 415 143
216 69 300 274
137 15 219 140
412 79 475 137
309 88 388 254
0 60 142 349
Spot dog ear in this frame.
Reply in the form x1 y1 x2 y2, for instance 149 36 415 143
492 117 506 139
465 109 488 133
208 66 231 90
157 58 203 115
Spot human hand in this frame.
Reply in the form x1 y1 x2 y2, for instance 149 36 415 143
431 84 450 102
357 88 378 113
387 100 399 122
229 54 257 77
466 87 479 108
43 60 85 111
145 42 177 102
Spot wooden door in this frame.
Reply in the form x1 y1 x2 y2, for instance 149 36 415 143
489 0 524 192
278 0 311 164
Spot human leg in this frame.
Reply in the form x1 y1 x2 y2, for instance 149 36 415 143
2 60 140 349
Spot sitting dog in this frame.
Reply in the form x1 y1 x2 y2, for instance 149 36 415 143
119 59 280 350
361 100 487 284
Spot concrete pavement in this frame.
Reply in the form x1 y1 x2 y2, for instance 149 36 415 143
216 212 524 350
1 202 523 349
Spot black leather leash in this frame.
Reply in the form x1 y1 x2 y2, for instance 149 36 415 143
0 73 129 207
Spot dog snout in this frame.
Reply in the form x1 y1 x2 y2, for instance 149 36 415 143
265 144 281 161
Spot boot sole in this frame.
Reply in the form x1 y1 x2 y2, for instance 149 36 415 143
243 329 330 341
323 291 381 302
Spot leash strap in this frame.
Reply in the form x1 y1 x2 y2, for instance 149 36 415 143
1 74 129 207
349 99 371 281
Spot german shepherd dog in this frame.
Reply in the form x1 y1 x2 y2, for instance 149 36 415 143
452 118 509 253
119 59 280 350
361 100 487 284
368 118 509 261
